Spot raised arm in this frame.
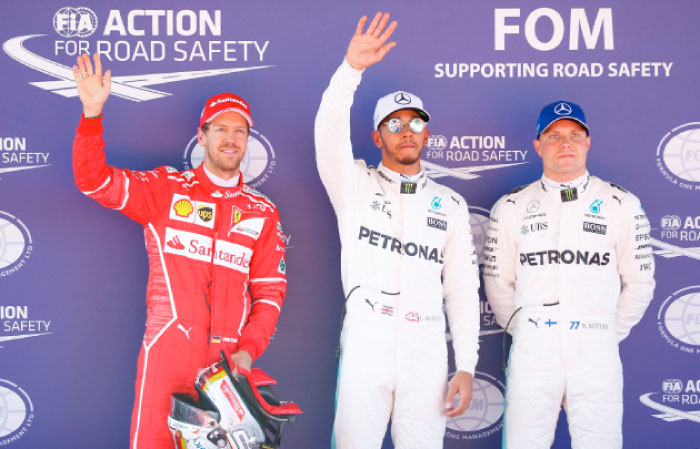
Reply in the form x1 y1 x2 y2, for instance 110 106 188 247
72 53 168 224
73 53 111 117
314 13 397 214
346 12 398 71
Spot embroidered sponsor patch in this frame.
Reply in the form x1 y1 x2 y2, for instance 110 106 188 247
163 228 252 273
427 217 447 231
583 222 607 235
229 217 266 239
168 194 216 228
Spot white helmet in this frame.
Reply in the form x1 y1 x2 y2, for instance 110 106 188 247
168 352 302 449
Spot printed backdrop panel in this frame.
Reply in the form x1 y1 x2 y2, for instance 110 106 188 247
1 0 698 448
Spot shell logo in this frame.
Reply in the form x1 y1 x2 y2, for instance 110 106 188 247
173 200 194 217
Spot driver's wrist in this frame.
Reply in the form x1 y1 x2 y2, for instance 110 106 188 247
83 105 104 118
344 55 365 71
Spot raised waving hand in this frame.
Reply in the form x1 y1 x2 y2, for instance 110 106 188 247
72 53 111 117
345 12 398 70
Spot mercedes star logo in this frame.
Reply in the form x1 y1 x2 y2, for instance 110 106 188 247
394 92 411 105
554 102 573 115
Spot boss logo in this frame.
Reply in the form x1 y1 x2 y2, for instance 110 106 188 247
427 217 447 231
583 221 607 235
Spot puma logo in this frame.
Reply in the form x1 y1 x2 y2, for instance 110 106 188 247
528 318 540 328
365 299 377 311
177 324 192 339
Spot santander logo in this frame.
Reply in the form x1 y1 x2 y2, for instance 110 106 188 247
167 235 185 250
163 228 252 273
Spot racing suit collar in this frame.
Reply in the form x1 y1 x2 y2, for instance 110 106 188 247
194 163 245 198
539 171 591 200
203 164 241 187
377 162 428 194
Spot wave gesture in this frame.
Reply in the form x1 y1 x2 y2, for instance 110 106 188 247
72 53 111 117
346 12 398 70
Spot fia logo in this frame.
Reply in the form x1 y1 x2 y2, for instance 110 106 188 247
53 7 98 38
427 134 448 151
639 377 700 424
661 215 681 231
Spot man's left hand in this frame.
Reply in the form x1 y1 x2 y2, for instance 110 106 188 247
444 370 473 417
230 350 253 373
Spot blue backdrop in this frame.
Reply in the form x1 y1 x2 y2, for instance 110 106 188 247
1 1 698 448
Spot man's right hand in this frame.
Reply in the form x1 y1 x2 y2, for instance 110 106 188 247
345 12 398 71
72 53 111 117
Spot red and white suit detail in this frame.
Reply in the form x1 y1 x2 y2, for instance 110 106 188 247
73 115 287 449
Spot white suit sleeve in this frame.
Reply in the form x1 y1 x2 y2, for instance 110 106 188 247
443 195 481 374
314 59 365 216
615 194 656 341
483 197 518 332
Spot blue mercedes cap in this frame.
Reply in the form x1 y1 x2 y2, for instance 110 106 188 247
536 101 589 138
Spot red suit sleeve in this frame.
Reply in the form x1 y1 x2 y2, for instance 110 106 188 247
237 208 287 360
73 115 171 224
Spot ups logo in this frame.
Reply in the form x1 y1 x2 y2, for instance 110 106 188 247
197 206 213 222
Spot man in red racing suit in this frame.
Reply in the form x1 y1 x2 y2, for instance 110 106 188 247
71 53 287 449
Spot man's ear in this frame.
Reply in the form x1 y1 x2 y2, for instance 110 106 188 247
197 127 207 147
372 130 383 150
533 139 542 158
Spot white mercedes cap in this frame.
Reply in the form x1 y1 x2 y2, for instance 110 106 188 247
373 91 431 130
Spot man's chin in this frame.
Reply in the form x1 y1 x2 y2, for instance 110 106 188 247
398 156 421 166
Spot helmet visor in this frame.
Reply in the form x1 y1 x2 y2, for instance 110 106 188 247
171 393 221 428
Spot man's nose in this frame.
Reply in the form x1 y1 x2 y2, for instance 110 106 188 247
559 134 574 146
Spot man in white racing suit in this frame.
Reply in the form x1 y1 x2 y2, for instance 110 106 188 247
484 100 656 448
314 12 480 449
